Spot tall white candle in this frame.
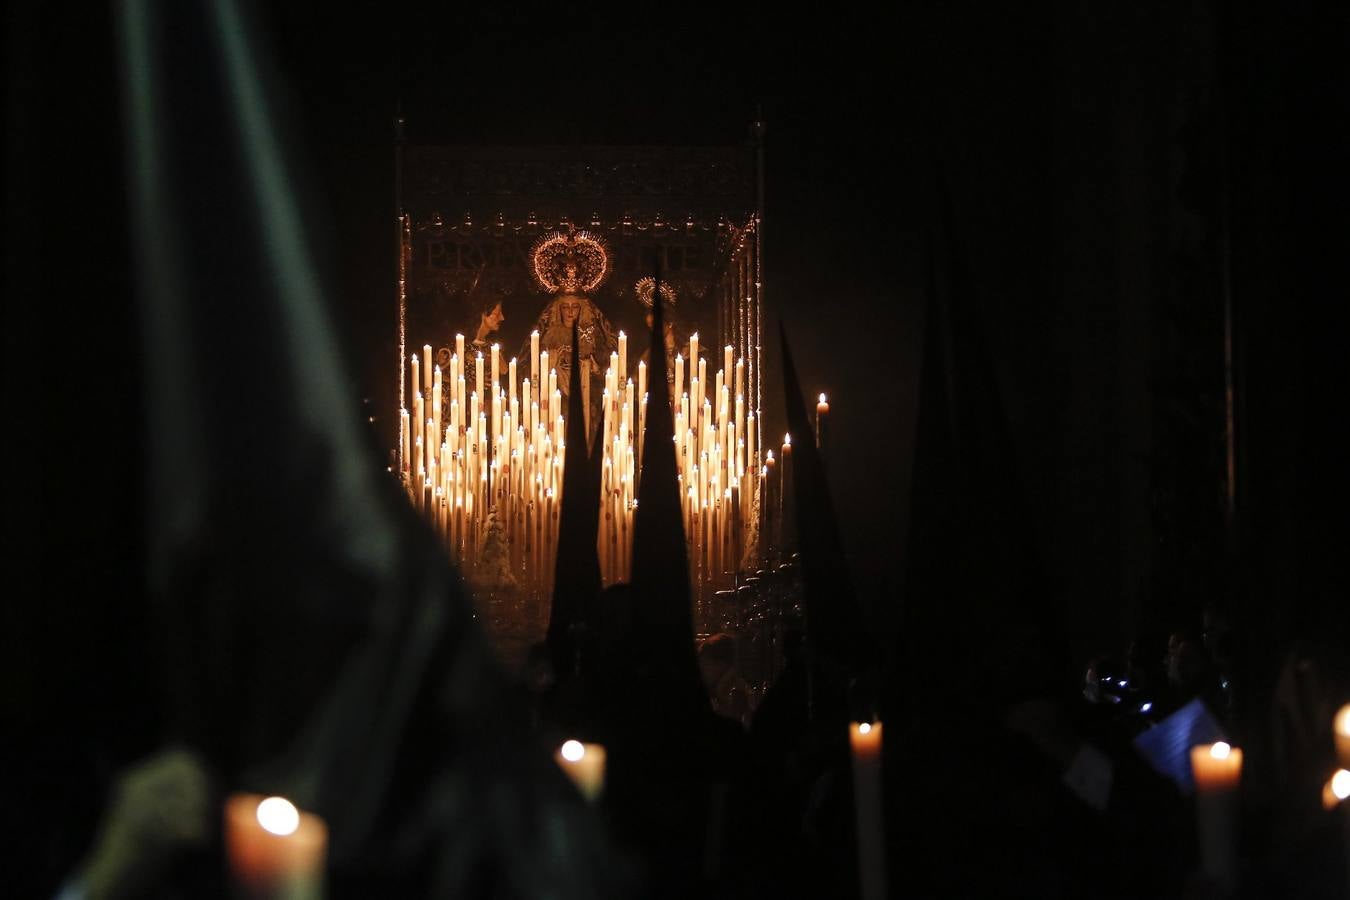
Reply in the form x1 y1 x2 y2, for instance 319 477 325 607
475 352 484 414
410 355 420 411
1191 741 1242 887
618 330 628 380
531 330 541 403
849 722 887 900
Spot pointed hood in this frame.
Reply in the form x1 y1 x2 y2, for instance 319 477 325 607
779 325 872 676
897 171 1066 718
548 320 604 674
630 268 707 708
114 2 627 893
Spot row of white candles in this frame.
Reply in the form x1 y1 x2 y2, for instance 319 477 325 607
221 704 1350 894
398 329 767 588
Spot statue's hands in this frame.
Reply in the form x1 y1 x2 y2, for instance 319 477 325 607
77 747 213 900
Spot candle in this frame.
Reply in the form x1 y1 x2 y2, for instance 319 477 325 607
422 344 433 396
554 740 607 803
689 332 699 371
1336 705 1350 768
474 352 484 413
509 357 518 414
1191 741 1242 793
849 721 886 900
1190 741 1242 886
618 330 628 379
224 793 327 900
816 393 829 450
410 354 420 411
1322 769 1350 810
530 330 540 402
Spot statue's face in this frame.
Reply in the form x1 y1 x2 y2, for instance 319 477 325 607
482 302 505 333
560 298 582 327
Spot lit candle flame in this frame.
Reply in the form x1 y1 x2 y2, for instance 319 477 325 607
1334 769 1350 801
1210 741 1231 760
859 722 872 735
561 740 585 762
256 796 300 836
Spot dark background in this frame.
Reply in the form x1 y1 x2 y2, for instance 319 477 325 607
5 5 1349 887
257 1 1349 670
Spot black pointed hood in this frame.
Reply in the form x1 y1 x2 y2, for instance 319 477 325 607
630 268 707 710
548 320 604 674
779 325 873 677
115 3 628 894
898 171 1067 718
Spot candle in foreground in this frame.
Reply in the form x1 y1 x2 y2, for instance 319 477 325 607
555 740 606 803
1335 705 1350 768
849 721 887 900
1190 742 1242 886
225 793 327 899
815 393 829 449
1191 741 1243 793
1321 769 1350 810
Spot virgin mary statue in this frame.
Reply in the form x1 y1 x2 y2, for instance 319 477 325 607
524 230 616 404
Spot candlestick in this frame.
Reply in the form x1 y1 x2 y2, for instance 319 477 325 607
225 794 327 900
422 345 432 396
618 330 628 380
1190 741 1242 887
849 721 887 900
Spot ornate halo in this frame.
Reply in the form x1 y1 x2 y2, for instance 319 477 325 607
634 275 678 309
530 229 611 294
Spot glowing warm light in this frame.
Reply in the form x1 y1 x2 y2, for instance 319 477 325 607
1191 742 1242 793
399 307 764 590
226 793 327 891
859 722 872 735
530 230 611 293
819 393 827 404
1336 705 1350 767
554 741 607 802
1322 769 1350 809
256 797 299 836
